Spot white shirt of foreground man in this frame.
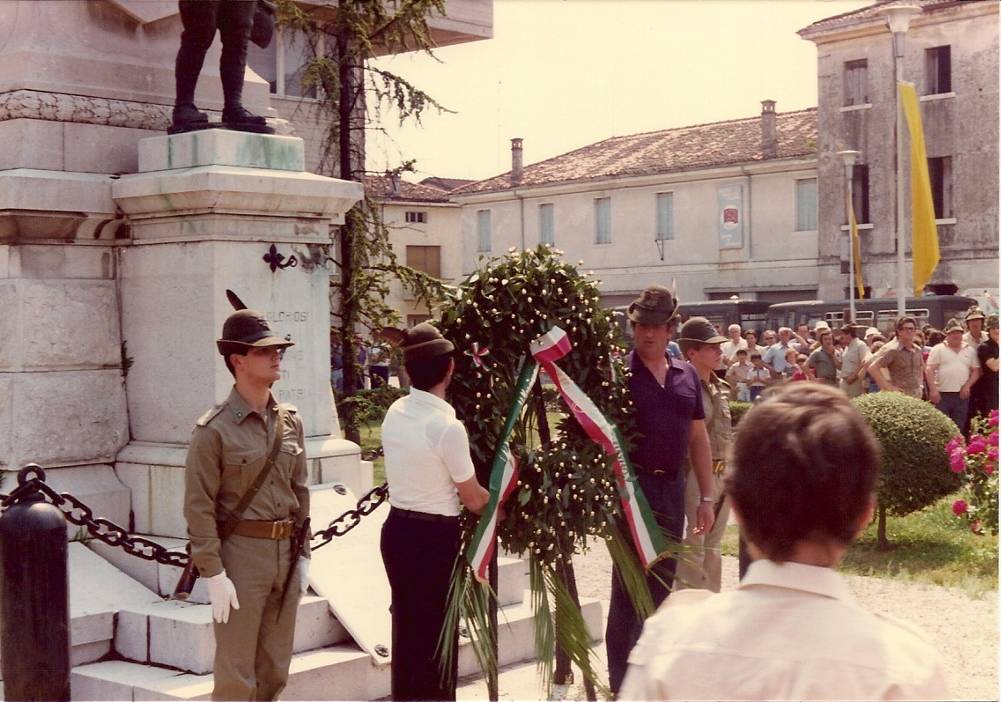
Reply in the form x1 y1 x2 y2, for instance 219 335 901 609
618 559 948 701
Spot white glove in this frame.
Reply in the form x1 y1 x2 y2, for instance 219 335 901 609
205 571 240 624
297 557 310 595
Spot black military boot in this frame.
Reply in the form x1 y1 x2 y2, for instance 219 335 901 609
169 102 211 134
221 104 274 134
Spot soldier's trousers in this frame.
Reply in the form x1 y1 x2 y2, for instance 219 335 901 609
213 533 302 701
676 466 731 592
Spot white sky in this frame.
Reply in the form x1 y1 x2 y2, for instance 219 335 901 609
368 0 871 183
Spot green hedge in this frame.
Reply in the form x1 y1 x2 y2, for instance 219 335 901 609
853 392 962 517
729 401 753 427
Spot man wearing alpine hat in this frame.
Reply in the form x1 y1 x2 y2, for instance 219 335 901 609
675 317 733 594
379 322 491 701
183 304 310 700
606 285 717 695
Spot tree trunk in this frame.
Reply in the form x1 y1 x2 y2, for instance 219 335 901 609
876 503 890 550
336 28 362 444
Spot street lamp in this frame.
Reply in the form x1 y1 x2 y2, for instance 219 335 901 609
879 3 920 318
838 149 861 321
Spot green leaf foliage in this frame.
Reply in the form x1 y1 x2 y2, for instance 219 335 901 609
436 246 654 695
729 400 753 427
852 392 962 517
437 246 636 562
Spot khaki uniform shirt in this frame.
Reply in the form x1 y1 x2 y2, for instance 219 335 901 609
184 387 310 577
620 560 949 700
686 374 732 468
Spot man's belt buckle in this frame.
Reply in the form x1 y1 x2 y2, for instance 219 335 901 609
712 460 726 475
271 519 292 539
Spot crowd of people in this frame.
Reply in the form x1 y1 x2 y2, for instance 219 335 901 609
717 306 999 435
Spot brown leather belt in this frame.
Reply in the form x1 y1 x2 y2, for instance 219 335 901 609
228 518 295 539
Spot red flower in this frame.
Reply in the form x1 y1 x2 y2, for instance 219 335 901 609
968 437 988 455
990 409 999 427
950 451 967 473
952 499 969 516
946 436 965 454
990 431 999 447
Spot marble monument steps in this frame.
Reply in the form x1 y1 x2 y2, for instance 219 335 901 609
70 592 605 701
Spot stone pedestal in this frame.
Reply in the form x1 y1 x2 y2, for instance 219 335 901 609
112 129 364 537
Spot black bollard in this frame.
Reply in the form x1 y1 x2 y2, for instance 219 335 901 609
0 465 70 701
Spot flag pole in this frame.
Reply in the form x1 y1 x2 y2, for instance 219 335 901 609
880 4 920 317
839 150 860 319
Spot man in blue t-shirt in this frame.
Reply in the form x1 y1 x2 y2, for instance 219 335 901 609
606 285 717 695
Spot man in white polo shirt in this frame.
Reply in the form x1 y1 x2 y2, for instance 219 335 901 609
926 318 981 434
379 323 490 701
620 384 948 701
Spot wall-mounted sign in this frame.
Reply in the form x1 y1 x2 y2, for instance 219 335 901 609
717 184 743 249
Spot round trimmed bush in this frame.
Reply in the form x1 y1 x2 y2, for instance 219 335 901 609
852 392 961 544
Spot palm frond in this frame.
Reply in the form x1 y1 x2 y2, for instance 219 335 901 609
528 555 555 689
545 563 610 699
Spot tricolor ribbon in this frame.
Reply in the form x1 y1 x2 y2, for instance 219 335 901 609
467 358 539 583
465 342 491 368
466 327 666 583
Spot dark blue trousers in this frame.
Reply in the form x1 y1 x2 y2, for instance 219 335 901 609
605 471 686 694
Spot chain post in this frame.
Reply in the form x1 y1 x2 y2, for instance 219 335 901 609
0 465 71 701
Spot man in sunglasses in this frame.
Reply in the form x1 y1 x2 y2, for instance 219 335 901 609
184 308 310 700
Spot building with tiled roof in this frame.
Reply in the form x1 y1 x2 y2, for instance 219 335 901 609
800 0 997 299
452 102 826 307
364 175 463 326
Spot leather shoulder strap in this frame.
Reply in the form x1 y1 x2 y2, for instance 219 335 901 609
218 405 288 540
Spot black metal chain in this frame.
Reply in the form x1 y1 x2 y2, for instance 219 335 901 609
0 464 388 563
310 483 389 551
1 465 189 568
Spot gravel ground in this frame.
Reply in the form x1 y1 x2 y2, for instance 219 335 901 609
569 542 998 701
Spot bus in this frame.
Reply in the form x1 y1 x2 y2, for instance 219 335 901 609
610 298 771 341
765 295 978 337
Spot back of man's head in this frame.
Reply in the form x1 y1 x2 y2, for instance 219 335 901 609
727 383 880 562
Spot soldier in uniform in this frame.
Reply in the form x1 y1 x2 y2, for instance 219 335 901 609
184 308 310 701
675 317 733 593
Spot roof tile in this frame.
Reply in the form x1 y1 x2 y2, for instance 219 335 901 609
454 108 817 195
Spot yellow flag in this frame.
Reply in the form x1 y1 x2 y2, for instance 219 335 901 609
849 204 865 299
899 82 940 296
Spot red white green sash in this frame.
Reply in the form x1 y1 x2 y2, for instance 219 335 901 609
467 327 666 582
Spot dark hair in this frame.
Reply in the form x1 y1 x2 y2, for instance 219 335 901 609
224 350 247 377
736 348 748 356
726 383 880 561
750 353 762 360
405 352 452 390
927 329 945 346
896 316 917 331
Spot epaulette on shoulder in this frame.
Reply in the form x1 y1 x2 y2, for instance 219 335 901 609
717 377 731 390
196 405 225 427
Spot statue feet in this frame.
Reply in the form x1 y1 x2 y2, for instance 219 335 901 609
168 103 211 135
222 105 275 134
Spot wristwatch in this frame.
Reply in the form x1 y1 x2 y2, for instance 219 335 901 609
700 496 714 503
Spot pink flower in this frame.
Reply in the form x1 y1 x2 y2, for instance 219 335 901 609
952 499 969 516
984 462 995 476
989 447 999 461
946 436 966 453
968 437 988 455
950 451 967 473
990 432 999 447
990 409 999 427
